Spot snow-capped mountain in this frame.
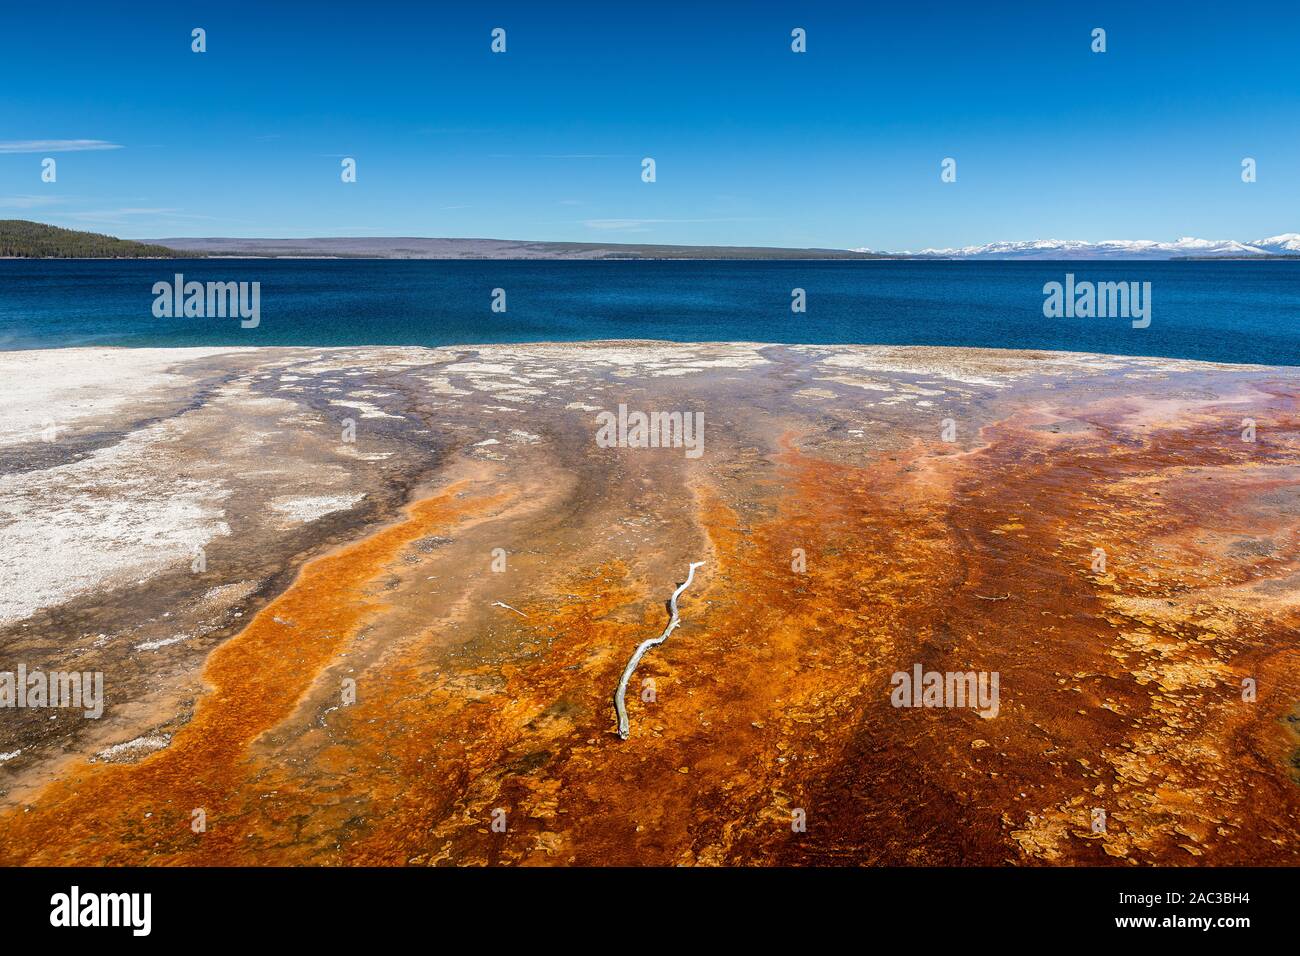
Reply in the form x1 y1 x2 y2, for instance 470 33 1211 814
874 233 1300 260
1250 233 1300 254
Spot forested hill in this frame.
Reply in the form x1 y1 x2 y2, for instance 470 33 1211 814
0 220 198 258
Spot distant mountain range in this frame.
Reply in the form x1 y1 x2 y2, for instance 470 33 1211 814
144 235 885 260
151 232 1300 260
882 234 1300 260
5 220 1300 261
1 221 884 260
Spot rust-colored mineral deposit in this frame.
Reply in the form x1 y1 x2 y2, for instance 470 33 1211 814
1 343 1297 866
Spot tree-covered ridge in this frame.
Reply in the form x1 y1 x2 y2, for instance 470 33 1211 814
0 220 200 258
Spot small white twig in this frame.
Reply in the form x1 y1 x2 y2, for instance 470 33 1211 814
492 601 528 618
614 562 705 740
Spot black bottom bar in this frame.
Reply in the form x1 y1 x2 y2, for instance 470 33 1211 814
0 865 1279 941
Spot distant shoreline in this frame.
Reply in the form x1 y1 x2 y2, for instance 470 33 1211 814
6 221 1300 260
8 254 1300 261
1 255 911 261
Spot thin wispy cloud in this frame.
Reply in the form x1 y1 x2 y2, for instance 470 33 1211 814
66 208 180 226
257 226 388 235
0 139 123 154
416 126 482 135
582 217 761 231
62 208 245 229
489 153 631 160
72 207 179 218
0 195 66 209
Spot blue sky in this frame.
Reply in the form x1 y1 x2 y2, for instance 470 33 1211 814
2 0 1297 249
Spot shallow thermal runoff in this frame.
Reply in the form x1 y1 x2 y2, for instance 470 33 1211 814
0 341 1297 865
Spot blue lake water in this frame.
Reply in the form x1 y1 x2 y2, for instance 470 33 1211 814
0 258 1297 366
